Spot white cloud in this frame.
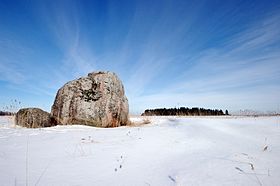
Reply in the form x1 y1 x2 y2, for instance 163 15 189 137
129 13 280 113
0 38 30 84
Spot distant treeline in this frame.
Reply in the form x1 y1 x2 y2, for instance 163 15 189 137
0 111 15 116
142 107 229 116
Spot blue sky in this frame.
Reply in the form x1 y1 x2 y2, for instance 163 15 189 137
0 0 280 114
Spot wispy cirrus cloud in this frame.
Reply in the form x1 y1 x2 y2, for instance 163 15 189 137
1 0 279 113
0 38 30 84
130 12 280 113
35 1 96 83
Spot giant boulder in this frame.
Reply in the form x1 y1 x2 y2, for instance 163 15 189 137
51 71 129 127
15 108 56 128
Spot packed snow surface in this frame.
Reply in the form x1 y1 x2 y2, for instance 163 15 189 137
0 116 279 186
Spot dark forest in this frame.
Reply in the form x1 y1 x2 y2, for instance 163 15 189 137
142 107 229 116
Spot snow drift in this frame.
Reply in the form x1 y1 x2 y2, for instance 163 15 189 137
0 116 279 185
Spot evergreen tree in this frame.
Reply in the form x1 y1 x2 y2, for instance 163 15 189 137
142 107 227 116
225 110 229 115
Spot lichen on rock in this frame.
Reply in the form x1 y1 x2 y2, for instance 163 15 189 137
15 108 56 128
51 71 129 127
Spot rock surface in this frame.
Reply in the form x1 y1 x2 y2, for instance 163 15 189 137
51 71 129 127
15 108 56 128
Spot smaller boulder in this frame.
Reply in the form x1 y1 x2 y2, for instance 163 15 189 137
15 108 56 128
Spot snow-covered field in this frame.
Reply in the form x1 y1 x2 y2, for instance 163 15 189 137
0 116 279 186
